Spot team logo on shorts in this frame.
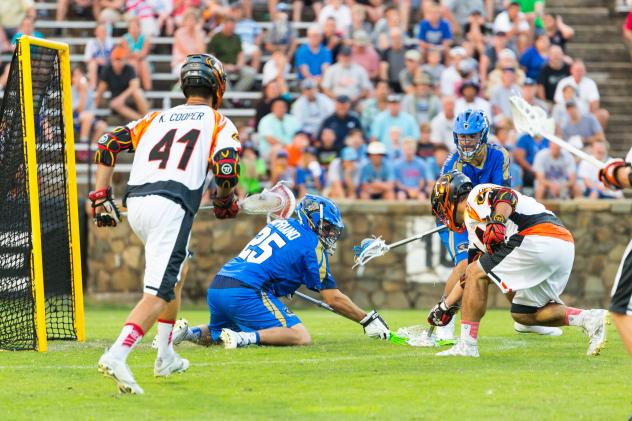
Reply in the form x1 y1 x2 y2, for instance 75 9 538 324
220 163 233 175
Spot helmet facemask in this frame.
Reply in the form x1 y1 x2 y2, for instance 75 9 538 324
456 132 484 163
431 173 471 233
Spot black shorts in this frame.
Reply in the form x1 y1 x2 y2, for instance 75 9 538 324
610 240 632 316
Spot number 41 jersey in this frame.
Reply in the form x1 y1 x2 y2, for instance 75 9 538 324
218 218 337 294
124 104 240 214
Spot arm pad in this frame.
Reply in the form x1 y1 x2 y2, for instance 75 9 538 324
213 147 240 189
94 126 134 166
489 187 517 213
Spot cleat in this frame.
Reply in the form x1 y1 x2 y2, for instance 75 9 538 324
98 352 144 395
435 318 456 345
514 322 563 336
152 319 189 349
154 351 190 377
436 340 480 357
581 309 608 356
220 328 245 349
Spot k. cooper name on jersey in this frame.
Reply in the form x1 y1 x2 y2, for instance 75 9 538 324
159 112 205 123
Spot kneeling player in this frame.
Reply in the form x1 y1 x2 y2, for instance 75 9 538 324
176 194 391 348
429 171 607 357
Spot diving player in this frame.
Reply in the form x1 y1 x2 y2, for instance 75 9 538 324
174 194 392 348
432 109 561 343
430 171 607 357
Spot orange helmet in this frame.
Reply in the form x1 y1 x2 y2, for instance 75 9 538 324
431 170 473 233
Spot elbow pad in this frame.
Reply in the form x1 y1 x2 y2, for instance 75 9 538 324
94 126 133 166
213 147 240 189
489 187 517 212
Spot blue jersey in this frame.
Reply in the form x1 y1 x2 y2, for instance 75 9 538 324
441 143 511 187
218 218 336 295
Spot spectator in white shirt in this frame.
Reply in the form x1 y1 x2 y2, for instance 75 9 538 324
533 142 582 200
440 46 466 97
493 1 529 51
430 96 457 152
291 78 335 137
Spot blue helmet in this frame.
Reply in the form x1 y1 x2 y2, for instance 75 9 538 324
453 109 489 162
296 194 344 254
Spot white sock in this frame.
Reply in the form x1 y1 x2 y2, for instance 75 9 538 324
156 319 175 358
238 331 259 346
109 323 144 361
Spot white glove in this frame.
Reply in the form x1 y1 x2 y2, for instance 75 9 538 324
360 310 390 340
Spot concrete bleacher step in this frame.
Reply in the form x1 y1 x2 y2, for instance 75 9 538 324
545 7 610 25
572 25 622 43
566 43 629 62
545 0 605 7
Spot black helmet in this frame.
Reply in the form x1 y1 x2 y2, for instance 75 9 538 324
180 54 227 109
431 170 473 233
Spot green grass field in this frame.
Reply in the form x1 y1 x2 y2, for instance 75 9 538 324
1 305 631 420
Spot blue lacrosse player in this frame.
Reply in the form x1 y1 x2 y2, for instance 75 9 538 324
430 109 561 343
173 194 391 348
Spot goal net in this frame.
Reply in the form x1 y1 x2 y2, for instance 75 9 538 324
0 36 84 351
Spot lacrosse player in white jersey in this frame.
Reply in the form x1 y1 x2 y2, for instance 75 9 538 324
429 170 608 357
89 54 242 394
599 149 632 355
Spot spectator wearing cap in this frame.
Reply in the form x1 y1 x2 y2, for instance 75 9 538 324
318 0 352 37
351 30 380 80
291 79 335 137
95 46 149 121
321 46 372 103
455 81 492 119
430 96 457 153
485 48 526 98
232 2 263 70
257 97 301 161
238 141 267 196
624 11 632 63
360 80 390 133
578 141 623 199
261 48 291 87
326 146 361 199
440 46 466 97
359 142 395 200
398 49 422 95
263 2 298 57
208 16 256 92
417 3 452 56
515 132 550 190
519 33 550 80
270 149 295 188
401 72 441 126
536 45 570 102
318 95 363 151
394 138 430 200
493 1 529 50
561 100 605 147
533 142 581 200
294 25 332 82
543 13 574 52
421 47 446 88
554 60 609 129
371 94 420 157
295 145 323 197
490 67 521 120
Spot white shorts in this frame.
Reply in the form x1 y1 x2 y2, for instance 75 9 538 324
127 195 192 301
478 234 575 310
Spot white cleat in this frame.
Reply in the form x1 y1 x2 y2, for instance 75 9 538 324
220 328 244 349
98 352 144 395
152 319 189 349
514 322 563 336
154 352 190 377
436 340 480 357
436 319 457 346
581 309 608 356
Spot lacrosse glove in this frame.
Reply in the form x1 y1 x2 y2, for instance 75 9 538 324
360 310 390 340
88 187 122 227
427 298 460 327
211 191 239 219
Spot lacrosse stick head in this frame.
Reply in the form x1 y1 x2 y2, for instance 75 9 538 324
509 95 555 138
352 236 389 268
237 181 296 219
395 325 437 347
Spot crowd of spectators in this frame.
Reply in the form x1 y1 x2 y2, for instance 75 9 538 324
0 0 628 202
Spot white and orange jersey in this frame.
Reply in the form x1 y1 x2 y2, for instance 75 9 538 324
124 104 240 213
464 183 572 253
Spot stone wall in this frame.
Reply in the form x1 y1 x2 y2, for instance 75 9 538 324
87 200 632 309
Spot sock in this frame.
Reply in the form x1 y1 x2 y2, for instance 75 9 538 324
109 323 144 361
564 307 584 326
238 331 260 346
460 321 480 345
156 319 175 358
187 327 202 342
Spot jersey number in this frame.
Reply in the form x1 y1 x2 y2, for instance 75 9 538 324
238 226 286 264
148 128 200 170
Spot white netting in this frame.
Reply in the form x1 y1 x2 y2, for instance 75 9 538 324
395 325 437 347
352 237 389 268
238 181 296 218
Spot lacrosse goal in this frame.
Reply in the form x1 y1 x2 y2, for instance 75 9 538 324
0 36 84 351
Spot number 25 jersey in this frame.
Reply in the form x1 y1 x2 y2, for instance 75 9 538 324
124 104 240 214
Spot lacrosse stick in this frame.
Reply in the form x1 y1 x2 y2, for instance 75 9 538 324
120 181 296 219
509 96 604 169
293 291 409 345
353 225 447 269
394 324 438 347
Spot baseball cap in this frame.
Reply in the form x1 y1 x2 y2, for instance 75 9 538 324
276 149 289 158
338 45 352 56
387 94 401 103
524 77 537 86
405 49 421 61
111 46 127 60
301 78 317 90
336 94 351 103
459 80 480 94
565 99 577 108
341 147 359 161
449 46 466 57
367 141 387 155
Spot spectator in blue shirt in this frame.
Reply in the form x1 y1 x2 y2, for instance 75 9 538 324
294 25 332 82
519 33 550 80
417 3 452 55
10 17 43 45
370 94 420 157
394 138 430 200
515 133 550 189
359 142 395 200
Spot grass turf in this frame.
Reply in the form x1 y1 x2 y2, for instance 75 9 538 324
1 306 631 420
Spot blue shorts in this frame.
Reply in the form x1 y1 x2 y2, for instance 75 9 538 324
207 277 301 341
438 228 469 266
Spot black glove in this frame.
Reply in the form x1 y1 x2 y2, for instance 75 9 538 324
88 187 121 227
211 191 239 219
427 299 459 327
